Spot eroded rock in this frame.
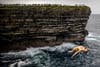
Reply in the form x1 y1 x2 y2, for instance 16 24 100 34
0 4 91 52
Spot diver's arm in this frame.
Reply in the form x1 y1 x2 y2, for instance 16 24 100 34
68 48 76 53
71 51 80 59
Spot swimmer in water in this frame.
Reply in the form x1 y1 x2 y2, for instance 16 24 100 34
68 46 89 59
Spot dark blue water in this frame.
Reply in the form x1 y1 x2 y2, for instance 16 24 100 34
0 42 92 67
0 14 100 67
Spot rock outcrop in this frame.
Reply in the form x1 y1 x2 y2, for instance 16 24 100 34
0 4 91 52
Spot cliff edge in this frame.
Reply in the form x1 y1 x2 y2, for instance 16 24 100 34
0 4 91 52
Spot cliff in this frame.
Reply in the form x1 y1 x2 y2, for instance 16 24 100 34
0 4 91 52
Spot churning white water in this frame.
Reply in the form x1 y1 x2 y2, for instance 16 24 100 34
0 42 90 67
1 31 100 67
85 32 100 43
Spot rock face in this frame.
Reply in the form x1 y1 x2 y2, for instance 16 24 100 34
0 4 91 52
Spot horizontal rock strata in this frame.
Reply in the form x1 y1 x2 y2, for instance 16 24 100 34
0 4 91 52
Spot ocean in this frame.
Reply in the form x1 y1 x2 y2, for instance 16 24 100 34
0 14 100 67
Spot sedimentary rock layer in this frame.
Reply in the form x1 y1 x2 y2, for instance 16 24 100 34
0 4 91 52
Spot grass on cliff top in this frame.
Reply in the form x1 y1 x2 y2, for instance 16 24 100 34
0 4 90 11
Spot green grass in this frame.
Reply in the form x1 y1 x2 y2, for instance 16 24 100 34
0 4 90 11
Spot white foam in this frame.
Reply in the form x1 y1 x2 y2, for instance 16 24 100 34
2 32 100 67
85 32 100 42
9 62 17 67
1 42 76 56
87 32 100 38
3 32 100 55
9 59 32 67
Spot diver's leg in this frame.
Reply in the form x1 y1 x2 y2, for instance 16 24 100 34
71 51 80 59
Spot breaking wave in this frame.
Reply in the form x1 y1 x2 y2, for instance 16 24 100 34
85 32 100 42
1 32 99 67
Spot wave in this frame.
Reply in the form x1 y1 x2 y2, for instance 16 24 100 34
1 43 79 67
1 42 91 67
85 32 100 42
1 32 97 67
1 42 76 55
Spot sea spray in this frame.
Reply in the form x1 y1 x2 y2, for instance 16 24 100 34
85 32 100 42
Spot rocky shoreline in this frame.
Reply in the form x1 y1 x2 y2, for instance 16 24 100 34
0 4 91 52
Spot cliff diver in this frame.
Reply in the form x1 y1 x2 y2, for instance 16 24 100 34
68 46 89 59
